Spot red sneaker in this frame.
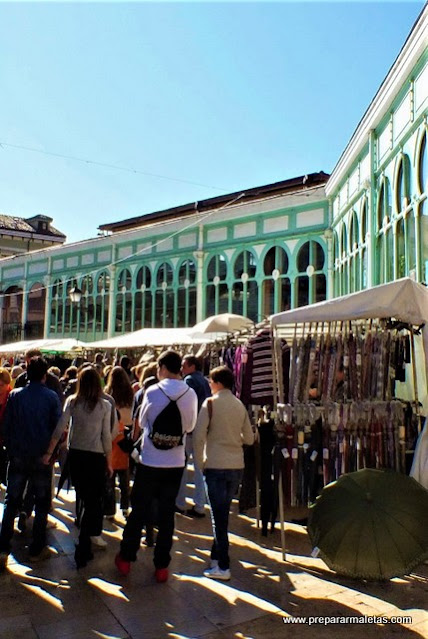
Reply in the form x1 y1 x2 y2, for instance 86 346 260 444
155 567 168 583
115 553 131 576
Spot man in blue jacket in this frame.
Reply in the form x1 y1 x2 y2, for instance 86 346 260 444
0 357 62 570
175 355 211 518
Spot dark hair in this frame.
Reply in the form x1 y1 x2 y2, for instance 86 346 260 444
120 355 131 369
75 366 102 411
157 350 182 375
210 366 234 390
182 355 202 372
64 366 78 381
27 356 48 382
105 366 134 408
25 348 42 360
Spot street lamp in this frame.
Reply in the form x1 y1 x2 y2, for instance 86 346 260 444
69 286 83 304
69 286 83 340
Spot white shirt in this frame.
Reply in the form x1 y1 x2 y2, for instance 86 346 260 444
138 378 197 468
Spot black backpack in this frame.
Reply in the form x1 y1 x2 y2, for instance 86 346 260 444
149 385 189 450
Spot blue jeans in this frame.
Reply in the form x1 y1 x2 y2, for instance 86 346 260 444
0 457 53 555
176 435 206 512
204 469 243 571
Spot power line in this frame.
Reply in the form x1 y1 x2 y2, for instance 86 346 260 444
0 141 227 191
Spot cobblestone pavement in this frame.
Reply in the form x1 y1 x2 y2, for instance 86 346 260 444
0 475 427 639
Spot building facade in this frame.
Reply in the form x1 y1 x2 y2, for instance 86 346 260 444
0 6 427 345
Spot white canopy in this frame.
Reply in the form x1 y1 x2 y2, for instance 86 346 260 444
0 338 87 355
86 327 216 349
191 313 254 334
270 278 428 327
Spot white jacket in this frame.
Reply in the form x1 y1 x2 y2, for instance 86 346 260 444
138 378 197 468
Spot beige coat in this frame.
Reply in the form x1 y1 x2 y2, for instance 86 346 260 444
193 389 254 470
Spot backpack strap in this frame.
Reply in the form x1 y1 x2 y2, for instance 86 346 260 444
157 384 190 403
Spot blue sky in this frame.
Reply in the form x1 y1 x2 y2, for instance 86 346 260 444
0 1 424 244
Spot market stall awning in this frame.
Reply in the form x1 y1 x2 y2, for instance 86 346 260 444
270 278 428 326
86 327 216 349
0 338 87 354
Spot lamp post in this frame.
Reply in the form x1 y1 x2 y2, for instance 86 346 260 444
69 286 83 340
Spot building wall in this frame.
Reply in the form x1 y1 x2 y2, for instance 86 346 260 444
0 185 329 342
326 10 428 295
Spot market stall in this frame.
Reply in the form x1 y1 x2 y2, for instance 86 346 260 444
269 278 428 558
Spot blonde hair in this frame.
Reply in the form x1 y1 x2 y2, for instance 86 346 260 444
0 367 12 385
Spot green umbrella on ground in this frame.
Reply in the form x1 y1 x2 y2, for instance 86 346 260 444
308 468 428 580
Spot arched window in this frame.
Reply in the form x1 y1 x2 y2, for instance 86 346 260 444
80 274 95 337
64 278 79 334
262 246 290 316
395 155 416 279
177 259 197 327
418 131 428 280
361 201 368 288
95 271 110 336
206 254 228 317
116 268 132 333
417 130 427 195
155 262 174 328
232 250 258 321
333 231 340 297
26 282 46 338
296 240 326 307
135 266 152 329
349 211 360 292
376 178 392 284
3 286 23 342
50 279 63 334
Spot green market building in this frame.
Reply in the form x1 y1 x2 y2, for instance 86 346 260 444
0 6 427 345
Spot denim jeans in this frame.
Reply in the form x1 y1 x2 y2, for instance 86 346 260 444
176 435 206 512
204 469 243 571
121 464 183 568
0 457 53 555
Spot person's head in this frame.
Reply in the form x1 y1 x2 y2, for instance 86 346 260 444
11 365 24 380
103 364 113 383
95 352 104 365
0 367 12 395
24 348 42 365
48 366 61 378
27 356 48 383
105 366 134 408
209 366 234 392
75 366 102 411
64 365 78 381
181 355 202 377
120 355 131 370
157 350 182 379
141 362 158 383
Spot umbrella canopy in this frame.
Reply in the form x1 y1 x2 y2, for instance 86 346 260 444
191 313 254 334
308 468 428 580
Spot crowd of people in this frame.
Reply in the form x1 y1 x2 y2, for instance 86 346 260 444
0 348 255 582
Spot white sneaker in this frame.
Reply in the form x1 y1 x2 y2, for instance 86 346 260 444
203 565 231 580
90 535 107 549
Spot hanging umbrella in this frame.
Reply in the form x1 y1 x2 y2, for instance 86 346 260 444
308 468 428 580
190 313 254 334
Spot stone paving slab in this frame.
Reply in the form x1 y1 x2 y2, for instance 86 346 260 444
1 481 428 638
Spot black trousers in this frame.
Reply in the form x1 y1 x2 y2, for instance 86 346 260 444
120 464 183 569
69 449 106 553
